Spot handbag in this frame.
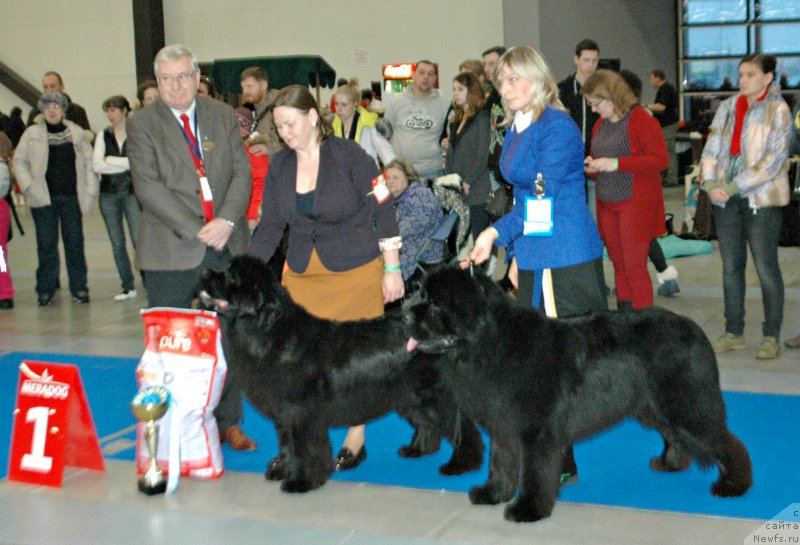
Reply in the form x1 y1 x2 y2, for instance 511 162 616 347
485 182 513 220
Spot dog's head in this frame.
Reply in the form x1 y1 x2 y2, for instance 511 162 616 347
199 255 285 319
405 267 506 354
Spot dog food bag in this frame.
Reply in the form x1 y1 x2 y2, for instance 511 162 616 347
135 308 227 480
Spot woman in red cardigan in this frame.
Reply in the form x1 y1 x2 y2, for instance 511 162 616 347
582 69 668 310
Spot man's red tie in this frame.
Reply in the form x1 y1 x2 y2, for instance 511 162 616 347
179 113 214 223
180 113 198 149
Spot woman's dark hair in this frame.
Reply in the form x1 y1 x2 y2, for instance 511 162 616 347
272 85 333 142
739 54 777 77
199 75 217 98
102 95 131 113
136 79 158 104
482 45 507 58
452 72 485 124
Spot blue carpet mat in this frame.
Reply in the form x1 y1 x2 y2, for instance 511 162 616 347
1 351 796 520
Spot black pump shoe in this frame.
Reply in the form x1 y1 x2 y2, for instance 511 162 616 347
333 446 367 472
265 453 286 481
0 299 13 310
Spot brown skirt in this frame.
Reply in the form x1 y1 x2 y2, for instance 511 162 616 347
284 249 384 321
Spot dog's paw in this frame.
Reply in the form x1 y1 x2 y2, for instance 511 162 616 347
649 454 691 472
710 478 750 497
503 498 549 523
468 482 506 505
439 452 483 475
280 477 323 493
398 444 425 458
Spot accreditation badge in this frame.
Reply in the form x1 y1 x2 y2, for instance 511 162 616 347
523 196 553 236
371 173 391 204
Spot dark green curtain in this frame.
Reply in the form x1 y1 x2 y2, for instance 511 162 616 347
210 55 336 93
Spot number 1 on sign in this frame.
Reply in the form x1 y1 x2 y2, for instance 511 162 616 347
20 406 54 473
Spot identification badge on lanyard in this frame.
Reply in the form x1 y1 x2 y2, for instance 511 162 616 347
199 177 213 201
370 173 391 204
523 172 553 236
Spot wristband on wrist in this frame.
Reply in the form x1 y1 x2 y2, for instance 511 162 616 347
612 158 619 171
223 219 235 229
379 236 403 252
384 264 401 271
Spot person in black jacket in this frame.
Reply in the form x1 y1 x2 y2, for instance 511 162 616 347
647 69 680 186
558 39 601 213
250 85 403 473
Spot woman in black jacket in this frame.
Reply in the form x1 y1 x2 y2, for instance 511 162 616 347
250 85 403 473
445 72 491 240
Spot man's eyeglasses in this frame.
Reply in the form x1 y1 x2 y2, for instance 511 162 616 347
157 71 197 85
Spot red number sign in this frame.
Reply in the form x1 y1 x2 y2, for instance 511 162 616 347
7 361 105 487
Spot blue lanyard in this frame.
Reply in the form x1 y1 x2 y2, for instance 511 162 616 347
179 109 203 161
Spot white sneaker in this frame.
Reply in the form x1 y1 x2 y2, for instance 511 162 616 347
114 289 137 301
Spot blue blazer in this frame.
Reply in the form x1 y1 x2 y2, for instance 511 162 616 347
493 106 603 271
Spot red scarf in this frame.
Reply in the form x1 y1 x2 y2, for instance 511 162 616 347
730 86 770 157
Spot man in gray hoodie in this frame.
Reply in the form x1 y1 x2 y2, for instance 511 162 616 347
384 60 450 180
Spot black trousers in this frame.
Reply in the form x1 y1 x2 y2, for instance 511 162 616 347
516 257 608 317
30 195 87 297
144 247 243 431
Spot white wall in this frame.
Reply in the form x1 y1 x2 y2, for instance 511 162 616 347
0 0 137 131
537 0 677 105
164 0 503 105
0 0 504 130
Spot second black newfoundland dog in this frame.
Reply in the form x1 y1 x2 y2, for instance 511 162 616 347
406 268 752 523
199 255 484 493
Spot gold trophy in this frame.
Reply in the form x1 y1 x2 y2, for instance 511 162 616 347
131 385 171 495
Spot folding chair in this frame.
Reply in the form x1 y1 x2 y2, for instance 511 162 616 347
403 209 461 307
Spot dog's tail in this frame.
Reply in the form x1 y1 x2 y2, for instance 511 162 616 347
710 431 752 497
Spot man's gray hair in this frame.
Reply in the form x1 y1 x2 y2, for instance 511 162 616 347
153 44 199 75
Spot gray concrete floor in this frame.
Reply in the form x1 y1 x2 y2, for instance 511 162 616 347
0 186 797 544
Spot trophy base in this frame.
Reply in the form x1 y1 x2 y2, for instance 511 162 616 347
138 477 167 495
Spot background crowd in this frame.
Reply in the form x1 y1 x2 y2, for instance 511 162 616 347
0 40 797 470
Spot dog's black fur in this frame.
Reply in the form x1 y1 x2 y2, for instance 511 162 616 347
406 267 752 523
199 255 484 493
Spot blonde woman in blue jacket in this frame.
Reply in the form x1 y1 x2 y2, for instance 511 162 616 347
332 83 395 167
467 46 608 485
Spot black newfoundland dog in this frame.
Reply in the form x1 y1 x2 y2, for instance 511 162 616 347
199 255 484 493
406 268 752 523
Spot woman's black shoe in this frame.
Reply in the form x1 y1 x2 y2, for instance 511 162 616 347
0 299 13 310
37 293 54 306
265 453 285 481
333 446 367 472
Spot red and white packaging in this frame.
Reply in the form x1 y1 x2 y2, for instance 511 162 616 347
135 308 227 480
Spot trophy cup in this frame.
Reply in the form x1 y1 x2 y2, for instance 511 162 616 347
131 385 171 495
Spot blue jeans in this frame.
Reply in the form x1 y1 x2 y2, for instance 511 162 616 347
30 195 87 297
712 196 784 337
586 178 597 221
99 192 141 291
